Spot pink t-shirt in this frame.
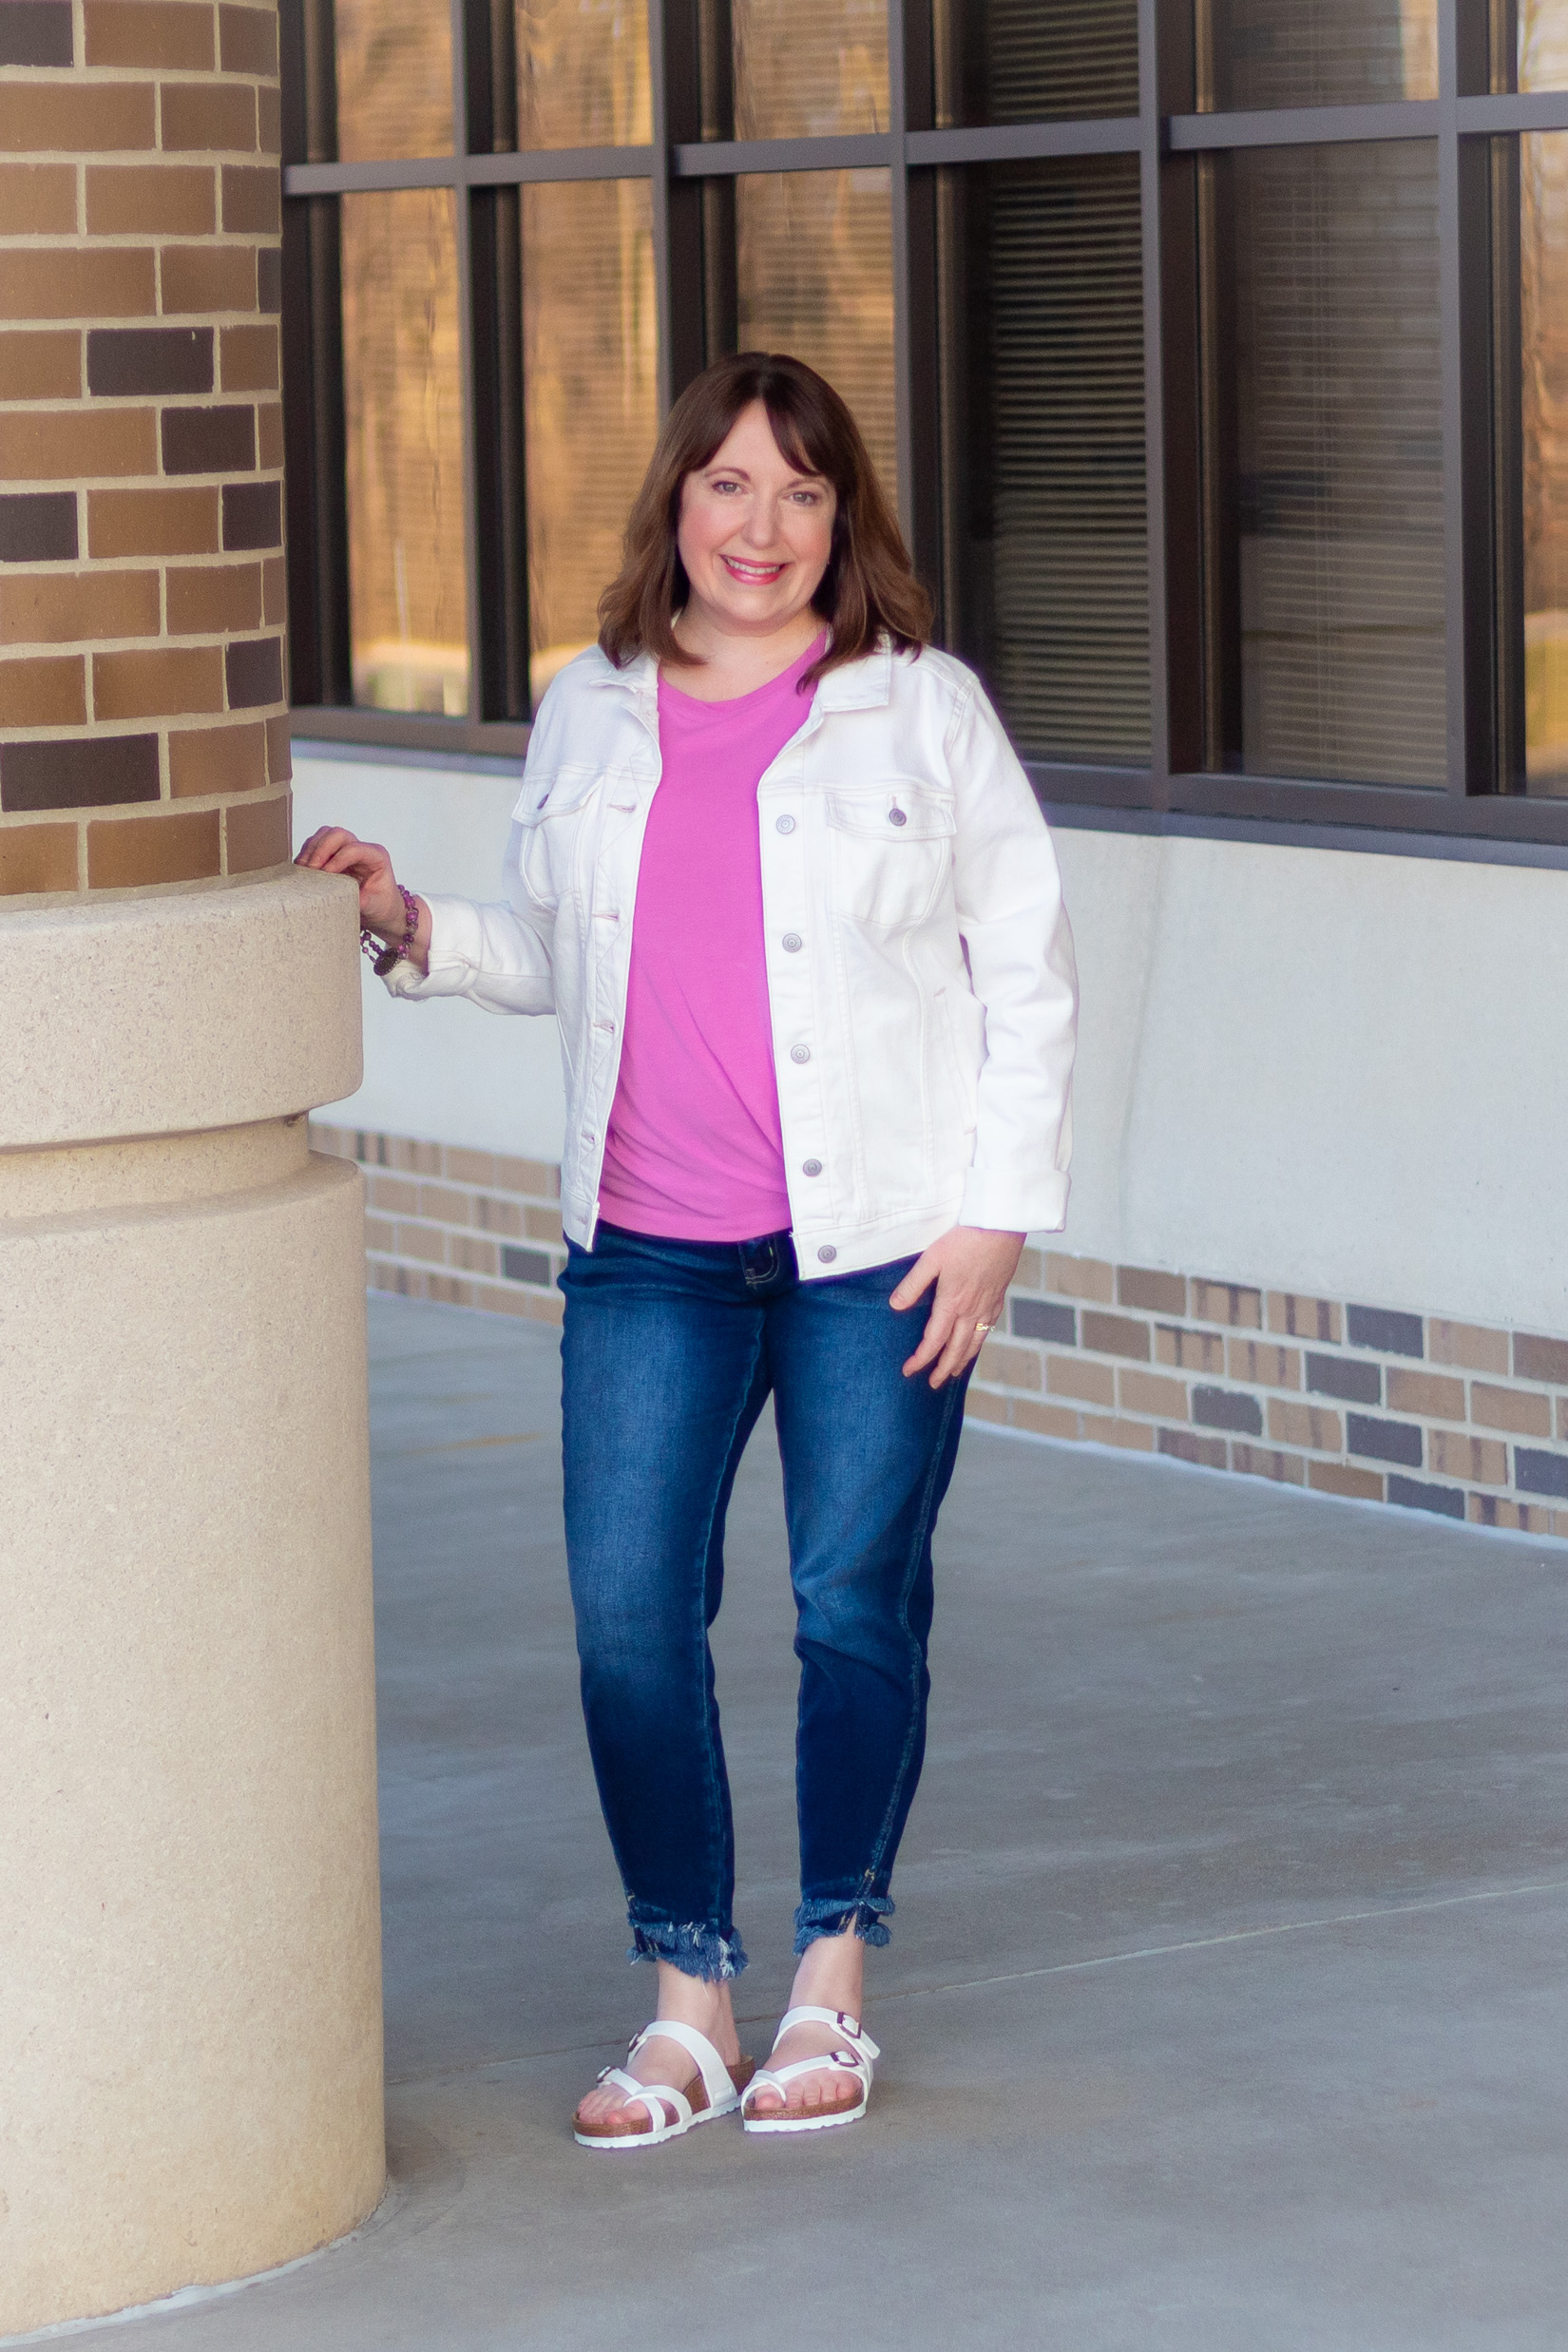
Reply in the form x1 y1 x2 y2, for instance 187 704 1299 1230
597 634 825 1242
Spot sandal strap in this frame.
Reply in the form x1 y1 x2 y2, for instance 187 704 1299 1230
626 2017 736 2107
600 2066 693 2134
772 2005 881 2063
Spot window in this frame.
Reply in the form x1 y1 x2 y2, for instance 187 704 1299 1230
279 0 1568 847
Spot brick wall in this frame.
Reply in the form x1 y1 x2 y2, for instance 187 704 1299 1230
0 0 289 896
313 1120 1568 1539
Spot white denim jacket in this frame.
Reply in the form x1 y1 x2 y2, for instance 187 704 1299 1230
384 637 1078 1278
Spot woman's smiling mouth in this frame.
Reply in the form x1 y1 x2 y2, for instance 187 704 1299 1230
720 555 789 583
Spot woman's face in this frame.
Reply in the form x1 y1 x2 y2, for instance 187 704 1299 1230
676 400 837 640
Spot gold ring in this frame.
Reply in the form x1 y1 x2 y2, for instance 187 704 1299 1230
974 1320 993 1335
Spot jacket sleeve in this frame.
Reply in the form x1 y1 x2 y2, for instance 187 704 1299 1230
945 676 1078 1234
379 821 556 1016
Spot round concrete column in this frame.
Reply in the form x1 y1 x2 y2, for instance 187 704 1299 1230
0 871 384 2336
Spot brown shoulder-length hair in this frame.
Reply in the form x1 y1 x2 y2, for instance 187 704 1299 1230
598 351 931 685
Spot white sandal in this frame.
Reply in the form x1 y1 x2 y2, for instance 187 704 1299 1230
573 2018 755 2151
740 2006 881 2135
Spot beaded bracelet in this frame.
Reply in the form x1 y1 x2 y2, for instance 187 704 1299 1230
360 882 421 977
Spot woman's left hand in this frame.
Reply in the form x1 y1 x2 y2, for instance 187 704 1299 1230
890 1225 1025 1387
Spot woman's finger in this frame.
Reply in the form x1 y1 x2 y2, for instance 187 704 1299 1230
889 1248 940 1312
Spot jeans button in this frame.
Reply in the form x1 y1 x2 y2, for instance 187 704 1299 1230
790 1043 811 1063
817 1245 837 1263
782 931 802 951
775 813 796 835
802 1157 822 1176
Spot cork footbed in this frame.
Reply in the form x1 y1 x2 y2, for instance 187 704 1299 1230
574 2053 757 2139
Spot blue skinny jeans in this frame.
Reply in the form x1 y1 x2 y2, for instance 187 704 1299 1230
559 1221 970 1981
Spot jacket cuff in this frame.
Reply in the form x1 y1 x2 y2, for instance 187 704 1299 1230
959 1166 1069 1234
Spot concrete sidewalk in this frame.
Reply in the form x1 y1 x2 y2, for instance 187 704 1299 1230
39 1293 1568 2351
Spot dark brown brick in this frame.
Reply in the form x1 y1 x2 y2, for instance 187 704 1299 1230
85 1 214 71
225 632 282 707
1516 1446 1568 1501
1347 1413 1422 1468
220 321 277 392
264 710 290 781
0 162 76 234
89 484 219 557
0 491 77 564
0 566 160 645
0 408 157 483
1080 1310 1151 1363
220 163 278 234
224 790 289 872
1192 1386 1263 1436
0 81 154 151
2 731 158 811
1306 1352 1381 1405
1514 1331 1568 1386
256 242 281 312
220 476 278 547
0 3 74 69
219 2 277 72
169 718 266 795
256 81 280 154
86 163 216 237
161 242 257 315
0 653 86 727
0 330 81 400
1157 1428 1228 1470
167 559 261 636
162 404 255 475
256 399 282 467
94 643 224 718
1386 1473 1464 1521
0 246 157 321
1012 1297 1075 1346
88 805 220 887
1346 1303 1424 1359
0 820 78 894
160 79 255 151
1118 1265 1186 1315
88 325 212 396
261 552 286 622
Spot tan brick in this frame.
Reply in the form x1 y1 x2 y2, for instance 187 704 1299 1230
1080 1414 1156 1453
257 82 280 154
161 241 257 314
1046 1353 1115 1408
89 484 219 557
442 1147 494 1186
0 82 156 153
87 163 215 236
219 321 277 392
264 710 290 781
223 786 288 873
363 1213 396 1253
0 407 156 480
220 163 278 235
167 559 262 636
1013 1246 1042 1291
976 1340 1041 1391
492 1154 560 1198
1232 1444 1306 1485
1471 1382 1552 1438
417 1182 473 1228
1044 1252 1115 1304
964 1386 1010 1428
1467 1495 1555 1535
473 1195 524 1238
0 246 157 321
161 81 255 152
0 329 81 400
0 654 86 728
86 806 220 888
220 3 279 73
1267 1291 1343 1343
389 1137 443 1176
256 398 282 467
1514 1331 1568 1386
1080 1310 1151 1362
394 1222 447 1266
1554 1512 1568 1542
368 1173 419 1214
1157 1427 1227 1469
450 1233 501 1278
1119 1367 1188 1420
85 2 216 71
1428 1430 1509 1487
1267 1398 1343 1452
1156 1324 1226 1375
1428 1319 1509 1375
0 821 78 895
1191 1279 1262 1329
261 551 286 622
167 717 266 795
524 1204 564 1243
1227 1338 1300 1389
0 163 77 237
0 568 160 647
1386 1367 1466 1422
1011 1397 1080 1441
93 643 223 719
1117 1264 1186 1315
1309 1460 1384 1501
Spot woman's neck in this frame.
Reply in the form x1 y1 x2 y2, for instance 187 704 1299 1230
665 604 824 703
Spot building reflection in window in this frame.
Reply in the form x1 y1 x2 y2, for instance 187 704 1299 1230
1195 0 1437 110
931 0 1137 127
938 155 1149 764
1200 140 1445 786
334 0 452 161
340 191 469 716
522 178 658 707
1516 0 1568 91
516 0 651 148
1520 130 1568 787
727 0 888 139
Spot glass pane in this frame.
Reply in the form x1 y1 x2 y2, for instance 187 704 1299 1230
340 191 469 715
334 0 451 162
516 0 651 147
1200 143 1444 786
729 0 889 140
1197 0 1437 110
523 180 658 707
938 156 1148 764
1517 0 1568 91
933 0 1138 129
736 170 896 502
1520 131 1568 786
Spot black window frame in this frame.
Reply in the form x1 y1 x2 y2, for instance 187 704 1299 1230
279 0 1568 851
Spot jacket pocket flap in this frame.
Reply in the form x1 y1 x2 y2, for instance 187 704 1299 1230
825 784 957 841
513 761 602 825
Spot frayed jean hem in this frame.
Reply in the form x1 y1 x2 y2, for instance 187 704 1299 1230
793 1893 894 1957
627 1917 749 1981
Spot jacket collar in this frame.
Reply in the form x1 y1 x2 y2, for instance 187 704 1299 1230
585 635 896 715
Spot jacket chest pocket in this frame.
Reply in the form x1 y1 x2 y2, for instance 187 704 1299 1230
823 783 957 931
515 763 603 907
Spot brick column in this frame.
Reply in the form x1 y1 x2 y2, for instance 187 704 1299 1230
0 9 384 2333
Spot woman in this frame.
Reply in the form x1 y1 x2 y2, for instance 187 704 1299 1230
298 351 1077 2146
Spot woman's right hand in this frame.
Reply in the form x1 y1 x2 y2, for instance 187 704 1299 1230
295 825 406 932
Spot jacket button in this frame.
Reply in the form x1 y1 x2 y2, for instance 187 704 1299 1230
790 1043 811 1064
889 807 908 826
782 931 802 951
816 1245 837 1263
802 1158 822 1176
774 813 796 834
